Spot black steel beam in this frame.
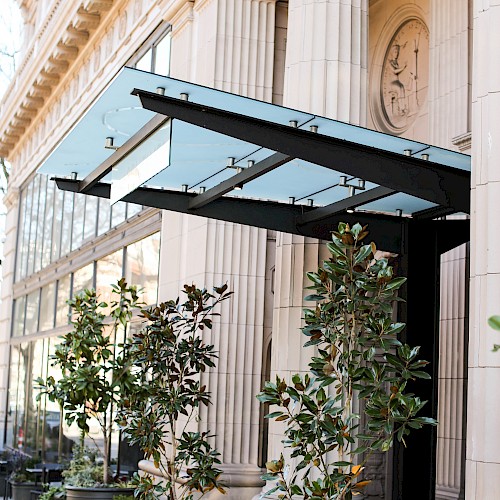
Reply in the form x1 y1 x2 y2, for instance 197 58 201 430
297 186 395 225
131 89 471 214
78 114 169 193
54 178 405 253
188 152 292 209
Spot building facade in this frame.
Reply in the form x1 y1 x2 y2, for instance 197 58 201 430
0 0 485 498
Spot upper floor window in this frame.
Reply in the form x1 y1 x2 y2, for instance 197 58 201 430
129 25 171 76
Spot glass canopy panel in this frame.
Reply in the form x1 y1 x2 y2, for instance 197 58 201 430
142 121 268 191
109 120 171 204
37 67 470 220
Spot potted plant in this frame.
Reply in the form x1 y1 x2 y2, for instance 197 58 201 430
8 452 38 500
258 223 437 499
118 284 232 500
36 279 142 500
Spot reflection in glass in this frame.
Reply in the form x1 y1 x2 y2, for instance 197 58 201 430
21 181 33 279
72 193 85 251
126 233 160 305
111 201 126 227
42 180 55 269
25 289 40 335
7 343 28 449
136 48 152 72
16 189 27 282
84 196 98 241
96 249 124 315
56 274 71 327
154 33 171 76
51 186 64 262
44 338 73 461
72 263 94 298
61 191 74 256
34 175 47 273
27 175 41 276
126 202 142 218
40 282 56 331
12 296 26 337
25 339 46 456
6 346 20 447
97 197 111 236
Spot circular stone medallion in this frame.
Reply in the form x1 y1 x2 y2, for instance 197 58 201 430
379 18 429 133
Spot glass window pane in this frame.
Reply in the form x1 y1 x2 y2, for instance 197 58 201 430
60 191 74 256
126 202 142 218
55 274 71 327
39 282 56 331
96 249 124 314
16 188 27 282
12 295 26 337
7 343 28 449
6 345 21 447
51 185 64 262
21 181 34 279
97 198 111 235
154 33 171 76
42 180 55 269
84 196 98 241
34 175 47 273
111 201 126 227
136 48 152 72
72 193 85 251
45 338 73 461
27 175 41 276
25 289 40 335
72 263 94 298
25 339 46 456
125 233 160 305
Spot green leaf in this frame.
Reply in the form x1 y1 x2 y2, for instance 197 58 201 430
488 316 500 331
354 244 373 265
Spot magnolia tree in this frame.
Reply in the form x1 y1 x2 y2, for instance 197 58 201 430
37 279 142 485
258 222 437 499
119 284 232 500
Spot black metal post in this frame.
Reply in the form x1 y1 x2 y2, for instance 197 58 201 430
392 220 441 500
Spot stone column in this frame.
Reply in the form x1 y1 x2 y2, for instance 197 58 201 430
283 0 368 124
0 187 19 441
429 1 471 498
466 1 500 498
157 214 271 499
153 2 279 498
264 0 370 496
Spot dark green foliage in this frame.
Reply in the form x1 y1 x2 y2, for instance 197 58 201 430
257 222 437 499
36 278 142 485
118 284 232 500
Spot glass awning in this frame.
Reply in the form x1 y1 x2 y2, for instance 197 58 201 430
39 67 470 250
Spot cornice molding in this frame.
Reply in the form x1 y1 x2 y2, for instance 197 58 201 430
0 1 114 158
451 132 472 153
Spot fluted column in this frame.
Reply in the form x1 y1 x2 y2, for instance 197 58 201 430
283 0 368 124
0 188 19 440
436 244 469 500
155 2 278 498
171 0 277 100
429 0 471 149
429 2 471 499
157 214 270 498
466 1 500 498
264 0 371 497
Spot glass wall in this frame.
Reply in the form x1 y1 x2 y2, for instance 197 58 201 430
7 230 160 459
15 175 147 282
12 232 160 339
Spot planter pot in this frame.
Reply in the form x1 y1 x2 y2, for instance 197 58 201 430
65 486 135 500
10 482 37 500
